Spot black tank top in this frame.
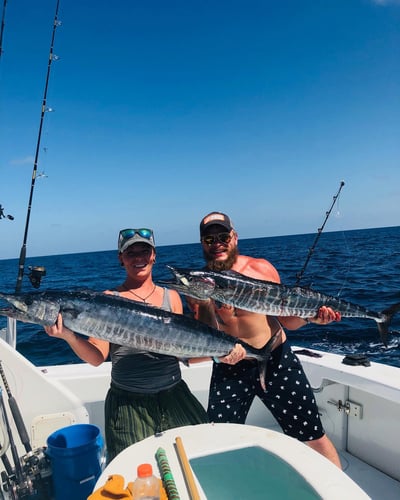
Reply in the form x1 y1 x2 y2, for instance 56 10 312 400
109 288 182 393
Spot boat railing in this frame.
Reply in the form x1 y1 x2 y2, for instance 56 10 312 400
311 379 337 393
4 319 16 349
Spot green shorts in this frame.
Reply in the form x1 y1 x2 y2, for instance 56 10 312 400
105 380 208 462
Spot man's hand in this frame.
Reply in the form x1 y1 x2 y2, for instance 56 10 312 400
185 296 212 309
310 306 341 325
186 296 219 328
217 343 246 365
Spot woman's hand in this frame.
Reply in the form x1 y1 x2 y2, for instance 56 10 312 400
44 313 75 340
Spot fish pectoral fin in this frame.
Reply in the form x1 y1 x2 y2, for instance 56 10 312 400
257 359 268 392
61 307 81 319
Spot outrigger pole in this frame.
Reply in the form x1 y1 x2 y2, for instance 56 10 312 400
295 180 345 285
14 0 61 293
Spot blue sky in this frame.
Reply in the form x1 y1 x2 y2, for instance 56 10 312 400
1 0 399 259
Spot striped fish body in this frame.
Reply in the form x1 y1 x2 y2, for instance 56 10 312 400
0 290 268 361
165 266 400 346
166 267 383 320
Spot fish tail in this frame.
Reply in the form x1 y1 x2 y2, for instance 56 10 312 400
378 302 400 347
256 330 282 392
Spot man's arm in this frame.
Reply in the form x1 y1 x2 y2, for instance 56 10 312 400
186 296 219 329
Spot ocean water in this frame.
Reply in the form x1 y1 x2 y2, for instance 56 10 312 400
0 226 399 368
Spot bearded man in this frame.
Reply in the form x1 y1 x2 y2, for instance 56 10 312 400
189 211 342 468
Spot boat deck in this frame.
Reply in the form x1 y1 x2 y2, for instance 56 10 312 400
340 450 400 499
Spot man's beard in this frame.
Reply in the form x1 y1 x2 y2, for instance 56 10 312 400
204 247 238 271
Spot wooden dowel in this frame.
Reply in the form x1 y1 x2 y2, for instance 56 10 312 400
175 436 200 500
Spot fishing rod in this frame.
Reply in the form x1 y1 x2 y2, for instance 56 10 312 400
5 0 59 366
295 180 345 285
0 388 24 489
0 362 52 499
14 0 61 293
0 0 8 62
0 363 31 454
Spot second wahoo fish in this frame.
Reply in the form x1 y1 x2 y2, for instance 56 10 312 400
164 266 400 346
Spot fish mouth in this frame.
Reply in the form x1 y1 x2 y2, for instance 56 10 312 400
158 266 189 290
0 304 28 321
0 306 13 314
160 266 189 283
0 294 32 322
165 266 215 287
160 266 216 301
159 266 204 296
0 295 28 313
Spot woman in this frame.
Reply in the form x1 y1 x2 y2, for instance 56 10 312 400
44 227 209 462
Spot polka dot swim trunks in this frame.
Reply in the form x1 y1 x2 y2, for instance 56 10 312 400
207 340 325 442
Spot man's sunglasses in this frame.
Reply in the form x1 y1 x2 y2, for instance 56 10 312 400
201 232 232 245
119 228 154 240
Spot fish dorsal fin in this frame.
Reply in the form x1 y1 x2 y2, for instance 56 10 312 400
220 270 243 278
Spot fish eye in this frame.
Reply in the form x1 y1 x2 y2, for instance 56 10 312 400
200 277 215 286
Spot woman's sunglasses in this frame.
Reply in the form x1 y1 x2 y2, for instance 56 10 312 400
118 228 155 251
119 228 154 240
201 232 232 245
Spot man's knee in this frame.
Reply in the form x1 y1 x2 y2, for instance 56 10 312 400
306 435 342 469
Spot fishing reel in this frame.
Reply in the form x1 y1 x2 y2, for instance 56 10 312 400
1 447 52 500
27 267 46 289
0 368 52 500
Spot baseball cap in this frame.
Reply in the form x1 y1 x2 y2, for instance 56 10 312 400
199 212 234 236
118 228 155 253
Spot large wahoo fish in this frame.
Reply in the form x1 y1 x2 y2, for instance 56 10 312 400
164 266 400 346
0 290 272 389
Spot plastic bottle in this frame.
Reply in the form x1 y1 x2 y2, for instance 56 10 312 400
132 463 160 500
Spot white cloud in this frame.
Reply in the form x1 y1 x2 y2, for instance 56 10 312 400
10 156 35 166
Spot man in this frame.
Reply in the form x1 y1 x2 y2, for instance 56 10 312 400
191 211 342 468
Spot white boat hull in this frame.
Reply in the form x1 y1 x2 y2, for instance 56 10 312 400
1 337 399 498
